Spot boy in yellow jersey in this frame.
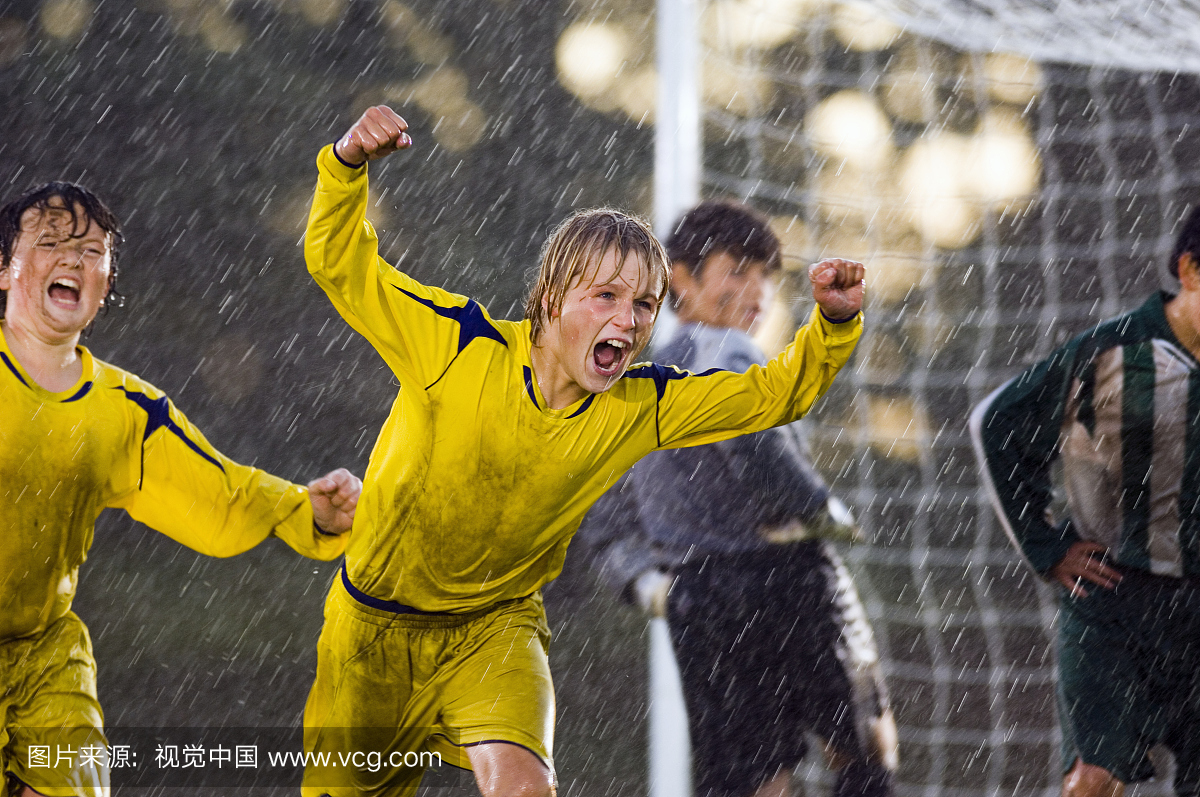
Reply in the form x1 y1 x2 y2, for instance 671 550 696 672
302 105 865 797
0 183 362 797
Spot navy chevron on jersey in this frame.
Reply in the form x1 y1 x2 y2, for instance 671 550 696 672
0 329 346 643
971 291 1200 577
304 144 863 613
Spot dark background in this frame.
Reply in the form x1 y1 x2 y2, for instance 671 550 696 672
3 0 1198 792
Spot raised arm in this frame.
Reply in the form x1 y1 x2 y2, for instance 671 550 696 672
306 106 506 388
650 259 864 447
112 383 353 560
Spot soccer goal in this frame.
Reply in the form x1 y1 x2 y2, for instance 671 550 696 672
645 0 1200 794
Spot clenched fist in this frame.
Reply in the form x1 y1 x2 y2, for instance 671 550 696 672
808 258 865 321
334 105 412 166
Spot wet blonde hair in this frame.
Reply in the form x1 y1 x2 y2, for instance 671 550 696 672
524 207 670 344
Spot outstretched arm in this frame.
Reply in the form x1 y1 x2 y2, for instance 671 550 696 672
113 384 351 561
651 258 864 448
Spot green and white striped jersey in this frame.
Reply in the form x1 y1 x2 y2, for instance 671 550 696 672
970 292 1200 578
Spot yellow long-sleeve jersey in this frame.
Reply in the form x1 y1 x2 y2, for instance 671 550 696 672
0 331 347 642
306 144 862 613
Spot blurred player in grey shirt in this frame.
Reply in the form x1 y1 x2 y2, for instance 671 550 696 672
578 201 897 797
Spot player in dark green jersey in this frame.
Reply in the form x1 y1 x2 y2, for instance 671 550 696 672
971 208 1200 797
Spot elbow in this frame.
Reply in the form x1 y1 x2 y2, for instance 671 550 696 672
303 238 328 276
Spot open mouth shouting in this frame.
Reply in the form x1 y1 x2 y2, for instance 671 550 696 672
48 275 83 308
592 337 631 378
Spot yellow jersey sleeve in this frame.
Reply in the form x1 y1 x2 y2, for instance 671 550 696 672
305 144 503 388
651 305 862 448
110 384 346 561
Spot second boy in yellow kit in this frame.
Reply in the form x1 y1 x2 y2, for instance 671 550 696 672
302 106 866 796
0 183 361 797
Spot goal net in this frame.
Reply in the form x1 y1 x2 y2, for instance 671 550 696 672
662 1 1199 794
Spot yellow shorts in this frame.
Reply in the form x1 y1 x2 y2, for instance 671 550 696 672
301 573 555 797
0 612 108 797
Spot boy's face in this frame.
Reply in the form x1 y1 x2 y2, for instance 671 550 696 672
672 250 773 333
0 198 113 340
542 246 659 398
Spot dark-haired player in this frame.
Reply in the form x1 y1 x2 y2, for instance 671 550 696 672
299 106 866 797
0 183 361 797
972 206 1200 797
580 200 897 797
